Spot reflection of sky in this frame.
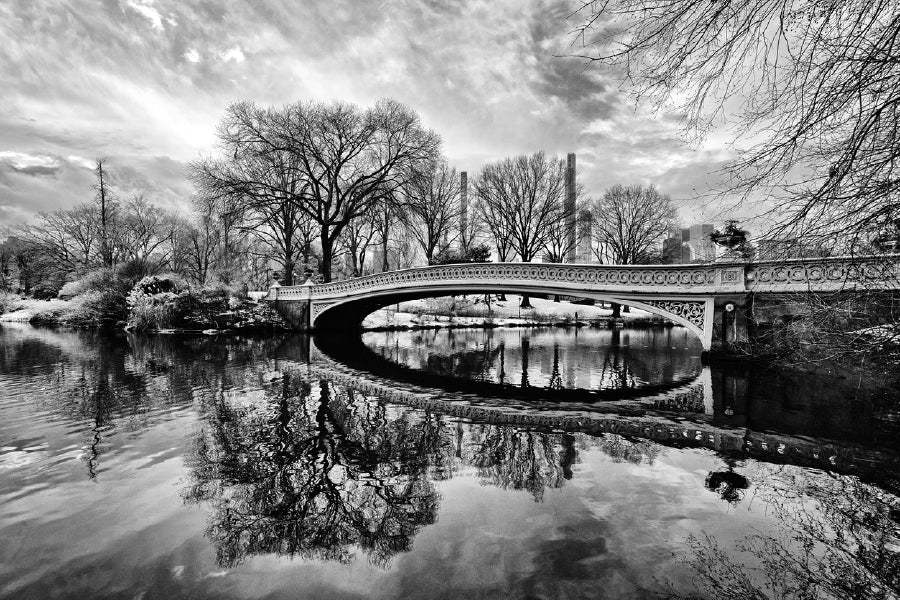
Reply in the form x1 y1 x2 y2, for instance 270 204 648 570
363 327 703 390
0 326 893 599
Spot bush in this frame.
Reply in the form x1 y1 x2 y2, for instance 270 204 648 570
59 269 118 298
0 292 20 315
58 290 127 327
31 280 63 300
126 275 191 331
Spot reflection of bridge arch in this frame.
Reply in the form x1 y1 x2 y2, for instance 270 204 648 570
268 256 900 352
313 331 709 407
303 342 900 484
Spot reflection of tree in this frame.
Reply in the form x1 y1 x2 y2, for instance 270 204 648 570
521 337 531 388
597 330 638 390
596 433 661 465
548 343 563 390
705 467 749 504
423 335 501 382
467 425 577 502
183 373 449 568
667 470 900 600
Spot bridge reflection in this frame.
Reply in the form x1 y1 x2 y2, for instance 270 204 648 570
303 332 900 483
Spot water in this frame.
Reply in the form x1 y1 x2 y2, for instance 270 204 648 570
1 323 899 599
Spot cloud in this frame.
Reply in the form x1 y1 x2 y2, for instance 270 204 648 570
218 46 245 63
125 0 165 32
0 152 61 177
0 0 720 228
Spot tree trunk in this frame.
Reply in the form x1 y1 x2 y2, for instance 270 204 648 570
381 235 390 272
283 257 294 286
320 232 334 282
283 231 295 285
520 294 532 308
611 302 622 319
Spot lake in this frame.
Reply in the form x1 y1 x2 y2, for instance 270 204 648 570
1 323 899 599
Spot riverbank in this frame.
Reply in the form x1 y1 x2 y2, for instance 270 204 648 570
0 293 294 333
0 293 668 334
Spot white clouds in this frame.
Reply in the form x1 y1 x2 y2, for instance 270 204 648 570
66 155 96 170
0 0 725 224
218 46 245 63
125 0 165 32
0 151 59 171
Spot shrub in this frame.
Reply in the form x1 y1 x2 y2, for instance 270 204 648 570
127 290 183 330
31 280 63 300
59 269 119 298
0 292 20 315
58 290 127 327
126 275 191 330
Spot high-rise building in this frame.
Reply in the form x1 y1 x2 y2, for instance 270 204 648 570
661 224 715 263
688 224 716 261
577 209 593 262
565 153 577 262
459 171 468 254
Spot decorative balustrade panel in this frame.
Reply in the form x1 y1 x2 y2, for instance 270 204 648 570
747 256 900 292
301 262 739 300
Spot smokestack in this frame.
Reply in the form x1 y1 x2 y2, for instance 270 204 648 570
565 153 576 262
460 171 468 253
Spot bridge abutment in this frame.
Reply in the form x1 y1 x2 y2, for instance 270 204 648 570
709 294 752 355
274 299 311 330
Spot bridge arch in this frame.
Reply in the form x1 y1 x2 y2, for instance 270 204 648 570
310 284 712 347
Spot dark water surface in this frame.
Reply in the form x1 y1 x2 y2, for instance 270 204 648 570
2 323 899 599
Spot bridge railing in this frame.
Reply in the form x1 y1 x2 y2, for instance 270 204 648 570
267 255 900 300
271 261 746 300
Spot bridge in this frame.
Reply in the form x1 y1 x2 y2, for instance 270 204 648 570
267 255 900 352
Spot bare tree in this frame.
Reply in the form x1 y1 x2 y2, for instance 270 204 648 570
475 151 567 263
115 195 174 271
23 204 98 273
402 160 460 265
572 1 900 247
592 184 676 316
93 159 117 268
192 99 440 282
475 195 515 263
475 152 567 306
544 182 589 263
338 211 377 277
371 199 398 273
591 184 675 264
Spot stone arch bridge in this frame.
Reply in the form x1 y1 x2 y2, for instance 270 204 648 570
267 255 900 352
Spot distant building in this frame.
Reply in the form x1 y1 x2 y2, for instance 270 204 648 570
662 224 715 263
689 224 716 261
576 209 593 262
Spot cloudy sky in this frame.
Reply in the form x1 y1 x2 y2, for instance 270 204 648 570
0 0 736 228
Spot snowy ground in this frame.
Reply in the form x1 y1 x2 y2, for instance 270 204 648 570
362 294 660 329
0 298 69 322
